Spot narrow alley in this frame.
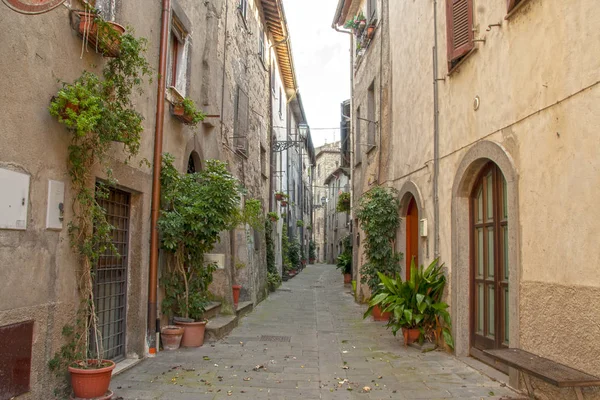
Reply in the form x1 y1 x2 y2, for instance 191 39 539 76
112 265 518 400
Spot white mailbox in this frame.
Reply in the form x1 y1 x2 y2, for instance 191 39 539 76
419 218 428 238
0 168 30 230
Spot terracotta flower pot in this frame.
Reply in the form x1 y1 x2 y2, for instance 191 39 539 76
367 25 376 39
402 327 420 345
232 285 241 308
371 304 391 321
275 193 284 201
172 104 195 124
161 325 184 351
77 12 125 57
281 200 288 207
174 320 207 347
68 359 115 399
309 258 315 264
343 273 352 284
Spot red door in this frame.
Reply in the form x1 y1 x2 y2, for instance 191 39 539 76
405 197 419 280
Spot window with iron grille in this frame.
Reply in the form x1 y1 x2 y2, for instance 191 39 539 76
367 81 376 150
260 145 267 178
446 0 474 71
234 86 249 154
92 184 130 362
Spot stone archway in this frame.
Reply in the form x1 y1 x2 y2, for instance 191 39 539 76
451 141 520 379
397 181 426 279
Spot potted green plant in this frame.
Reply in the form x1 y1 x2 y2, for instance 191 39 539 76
308 240 316 264
73 9 125 57
267 211 279 222
296 220 304 228
337 192 351 213
158 154 242 347
281 199 288 207
172 97 206 126
288 238 301 274
336 252 352 284
275 191 287 201
267 272 282 292
356 187 402 321
48 28 151 399
364 259 454 349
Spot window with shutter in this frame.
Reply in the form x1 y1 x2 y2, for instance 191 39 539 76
234 86 249 154
355 107 362 165
446 0 474 71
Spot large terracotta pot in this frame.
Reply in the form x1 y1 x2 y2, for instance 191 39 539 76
371 305 391 321
343 273 352 284
77 12 125 57
68 359 115 399
161 325 184 351
402 327 421 345
232 285 241 308
174 320 207 347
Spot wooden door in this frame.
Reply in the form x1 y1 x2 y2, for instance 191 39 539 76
405 197 419 280
470 163 509 369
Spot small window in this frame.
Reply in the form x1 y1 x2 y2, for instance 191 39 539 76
238 0 247 19
91 0 117 21
260 145 267 177
446 0 474 71
169 16 189 96
270 64 276 94
234 86 249 154
367 81 376 149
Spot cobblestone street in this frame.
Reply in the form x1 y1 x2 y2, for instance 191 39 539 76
112 265 520 399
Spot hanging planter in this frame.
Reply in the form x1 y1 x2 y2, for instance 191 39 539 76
75 11 125 57
281 200 288 207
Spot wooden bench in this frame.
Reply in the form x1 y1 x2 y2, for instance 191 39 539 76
484 348 600 400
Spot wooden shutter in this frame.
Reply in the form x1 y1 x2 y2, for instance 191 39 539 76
446 0 474 69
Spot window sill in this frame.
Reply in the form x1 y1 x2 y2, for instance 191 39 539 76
447 48 478 76
353 161 362 169
166 86 185 105
237 8 250 33
235 148 249 159
366 145 377 155
505 0 531 20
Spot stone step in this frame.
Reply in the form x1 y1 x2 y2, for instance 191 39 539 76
205 315 238 342
203 301 221 320
235 301 253 318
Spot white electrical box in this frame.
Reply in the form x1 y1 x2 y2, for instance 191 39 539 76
419 218 428 237
204 253 225 269
0 168 30 230
46 180 65 230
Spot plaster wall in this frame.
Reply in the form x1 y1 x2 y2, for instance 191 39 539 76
386 0 600 385
0 1 159 397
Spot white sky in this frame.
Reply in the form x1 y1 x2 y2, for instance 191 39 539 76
283 0 351 148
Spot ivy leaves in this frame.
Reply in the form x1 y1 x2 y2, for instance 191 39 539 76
355 187 403 292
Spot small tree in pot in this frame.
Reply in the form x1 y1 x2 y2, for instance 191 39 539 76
159 154 242 347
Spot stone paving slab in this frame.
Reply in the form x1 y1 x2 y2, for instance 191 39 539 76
112 265 523 399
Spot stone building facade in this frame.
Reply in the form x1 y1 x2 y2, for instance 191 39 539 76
334 0 600 397
313 142 342 262
0 0 306 398
324 168 351 264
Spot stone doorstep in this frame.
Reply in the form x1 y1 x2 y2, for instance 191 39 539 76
203 301 221 320
205 314 238 342
236 301 253 318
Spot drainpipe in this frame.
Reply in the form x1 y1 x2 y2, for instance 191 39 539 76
433 0 440 258
148 0 171 354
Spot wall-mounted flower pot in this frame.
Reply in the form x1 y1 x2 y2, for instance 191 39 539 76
68 359 115 399
76 12 125 57
402 327 420 345
174 320 207 347
280 200 288 207
275 193 284 201
161 325 184 351
343 273 352 284
371 305 391 322
171 104 196 124
232 285 241 308
366 25 376 39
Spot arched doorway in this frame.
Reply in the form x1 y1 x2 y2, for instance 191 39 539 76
405 196 419 279
470 162 509 370
187 151 201 174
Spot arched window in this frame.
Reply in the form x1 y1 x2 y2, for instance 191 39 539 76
187 151 200 174
471 162 509 354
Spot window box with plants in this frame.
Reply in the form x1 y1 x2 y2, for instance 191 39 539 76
267 211 279 222
364 259 454 349
158 154 242 348
275 191 288 201
48 28 151 399
172 97 206 126
71 8 125 58
280 199 288 207
344 11 366 35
